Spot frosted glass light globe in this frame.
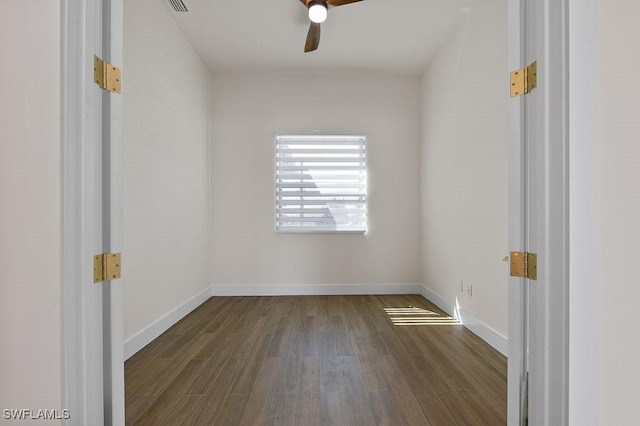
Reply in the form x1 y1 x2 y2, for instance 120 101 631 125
309 4 328 23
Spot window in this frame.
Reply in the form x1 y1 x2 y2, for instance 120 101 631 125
276 134 367 233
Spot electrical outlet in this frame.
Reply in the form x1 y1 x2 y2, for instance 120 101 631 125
467 284 473 297
292 265 298 274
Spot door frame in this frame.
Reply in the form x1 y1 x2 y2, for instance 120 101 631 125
507 0 570 424
62 0 124 423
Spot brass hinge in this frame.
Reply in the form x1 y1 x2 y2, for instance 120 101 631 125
93 253 122 283
510 61 537 97
510 251 537 280
94 55 121 93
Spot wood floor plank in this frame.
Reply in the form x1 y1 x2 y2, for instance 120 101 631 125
201 309 232 335
457 390 507 425
192 323 238 359
125 358 177 401
359 331 389 356
159 395 205 426
377 330 435 391
125 295 506 426
125 395 156 425
231 333 275 394
358 354 388 391
320 391 359 426
266 316 295 358
320 356 361 393
156 328 207 359
409 355 453 392
230 317 268 359
133 358 207 426
188 358 246 423
375 355 432 426
291 358 322 424
125 332 181 378
413 390 458 426
333 316 358 356
267 392 298 426
186 349 240 396
367 390 403 426
315 330 338 359
274 334 305 394
376 356 429 425
454 353 507 413
248 356 282 394
213 394 250 426
238 392 276 426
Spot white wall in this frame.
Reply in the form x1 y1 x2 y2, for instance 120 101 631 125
570 1 640 424
596 0 640 423
123 0 211 342
0 0 64 419
569 0 601 424
210 73 422 289
420 0 508 337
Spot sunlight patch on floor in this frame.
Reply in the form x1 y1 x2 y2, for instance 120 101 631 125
383 306 460 326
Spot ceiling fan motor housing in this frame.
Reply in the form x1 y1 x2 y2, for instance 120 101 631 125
308 0 328 9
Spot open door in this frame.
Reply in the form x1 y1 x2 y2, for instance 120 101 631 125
63 0 124 423
507 0 569 424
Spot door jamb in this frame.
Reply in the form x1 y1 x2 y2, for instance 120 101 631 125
532 0 570 423
62 0 101 422
62 0 125 423
507 0 570 424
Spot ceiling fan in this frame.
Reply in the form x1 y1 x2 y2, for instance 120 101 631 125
299 0 363 53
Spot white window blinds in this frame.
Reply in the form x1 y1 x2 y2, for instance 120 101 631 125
276 135 367 233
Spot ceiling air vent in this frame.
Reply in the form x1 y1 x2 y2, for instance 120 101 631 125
166 0 188 12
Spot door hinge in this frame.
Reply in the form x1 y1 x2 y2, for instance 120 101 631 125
94 253 122 283
94 55 121 93
510 251 537 280
510 60 537 97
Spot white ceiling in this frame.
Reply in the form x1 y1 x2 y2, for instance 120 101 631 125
167 0 473 76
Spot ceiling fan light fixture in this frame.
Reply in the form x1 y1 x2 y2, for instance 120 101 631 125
308 2 328 23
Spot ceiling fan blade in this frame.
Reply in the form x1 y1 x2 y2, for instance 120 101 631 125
327 0 362 7
299 0 309 6
304 22 321 53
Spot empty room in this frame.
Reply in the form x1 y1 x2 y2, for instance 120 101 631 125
7 0 640 424
122 0 508 424
21 0 640 424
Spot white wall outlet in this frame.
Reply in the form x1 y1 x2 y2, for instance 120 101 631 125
467 284 473 297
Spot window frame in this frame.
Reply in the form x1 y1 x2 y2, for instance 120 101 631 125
275 134 368 234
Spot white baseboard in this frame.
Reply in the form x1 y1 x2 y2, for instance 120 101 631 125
212 283 422 296
419 284 508 356
123 285 213 360
457 309 508 356
419 285 459 318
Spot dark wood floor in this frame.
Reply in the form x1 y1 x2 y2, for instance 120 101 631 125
125 295 507 425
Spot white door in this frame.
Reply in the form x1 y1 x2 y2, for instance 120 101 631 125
507 0 569 424
63 0 124 424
